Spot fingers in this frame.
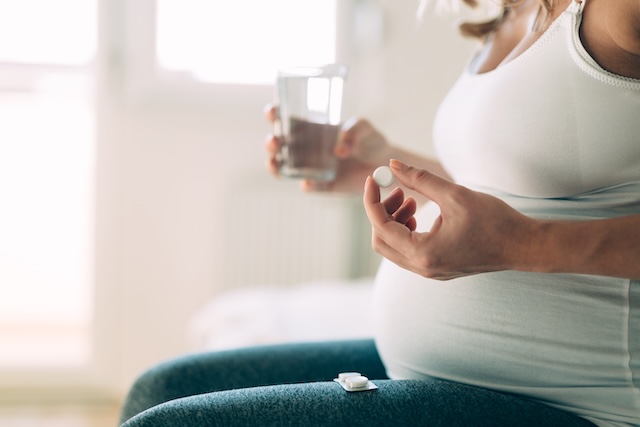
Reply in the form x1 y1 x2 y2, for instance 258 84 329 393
371 233 416 272
363 175 384 220
263 103 277 123
389 159 457 205
334 117 373 159
363 176 416 235
393 197 418 230
365 160 499 281
264 132 279 154
264 103 282 176
264 132 281 176
300 179 334 192
364 176 422 267
335 117 358 158
383 188 407 216
382 188 417 229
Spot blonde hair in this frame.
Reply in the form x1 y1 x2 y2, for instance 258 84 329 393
419 0 559 39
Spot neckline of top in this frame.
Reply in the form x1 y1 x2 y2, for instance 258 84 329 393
466 0 579 78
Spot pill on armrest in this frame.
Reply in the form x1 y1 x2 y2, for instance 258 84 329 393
334 372 378 392
338 372 361 382
345 375 370 390
373 166 394 188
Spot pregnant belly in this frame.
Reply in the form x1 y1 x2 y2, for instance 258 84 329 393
372 261 630 390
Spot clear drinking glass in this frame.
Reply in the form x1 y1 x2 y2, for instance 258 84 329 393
276 64 348 182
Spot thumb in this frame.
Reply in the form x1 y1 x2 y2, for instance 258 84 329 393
389 159 454 204
334 117 360 158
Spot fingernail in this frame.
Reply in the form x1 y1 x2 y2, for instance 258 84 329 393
390 159 409 171
301 179 313 192
334 146 347 158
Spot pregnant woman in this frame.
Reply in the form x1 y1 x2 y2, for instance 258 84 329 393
120 1 640 426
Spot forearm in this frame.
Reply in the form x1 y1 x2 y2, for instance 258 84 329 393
523 214 640 280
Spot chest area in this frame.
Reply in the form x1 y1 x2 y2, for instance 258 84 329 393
433 66 640 198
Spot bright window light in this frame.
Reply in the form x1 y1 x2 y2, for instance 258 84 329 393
156 0 337 85
0 0 96 65
0 1 96 368
307 78 330 114
0 82 95 367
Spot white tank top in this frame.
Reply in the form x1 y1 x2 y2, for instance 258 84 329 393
372 2 640 426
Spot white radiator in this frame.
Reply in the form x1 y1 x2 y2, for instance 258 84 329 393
213 178 378 292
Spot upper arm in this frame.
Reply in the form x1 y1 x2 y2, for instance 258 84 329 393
581 0 640 79
605 0 640 57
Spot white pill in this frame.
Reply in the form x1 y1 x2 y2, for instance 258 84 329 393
373 166 394 188
345 375 369 390
338 372 361 382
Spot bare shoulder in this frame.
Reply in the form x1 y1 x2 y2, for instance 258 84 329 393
581 0 640 78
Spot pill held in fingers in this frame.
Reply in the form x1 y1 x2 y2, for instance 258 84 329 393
373 166 395 188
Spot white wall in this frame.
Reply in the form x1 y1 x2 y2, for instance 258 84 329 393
347 1 476 154
96 0 476 394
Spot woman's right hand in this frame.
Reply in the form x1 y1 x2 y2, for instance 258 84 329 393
264 103 392 194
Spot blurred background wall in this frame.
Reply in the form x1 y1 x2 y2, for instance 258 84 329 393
0 0 475 419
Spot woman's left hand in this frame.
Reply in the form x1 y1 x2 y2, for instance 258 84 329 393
363 159 537 280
